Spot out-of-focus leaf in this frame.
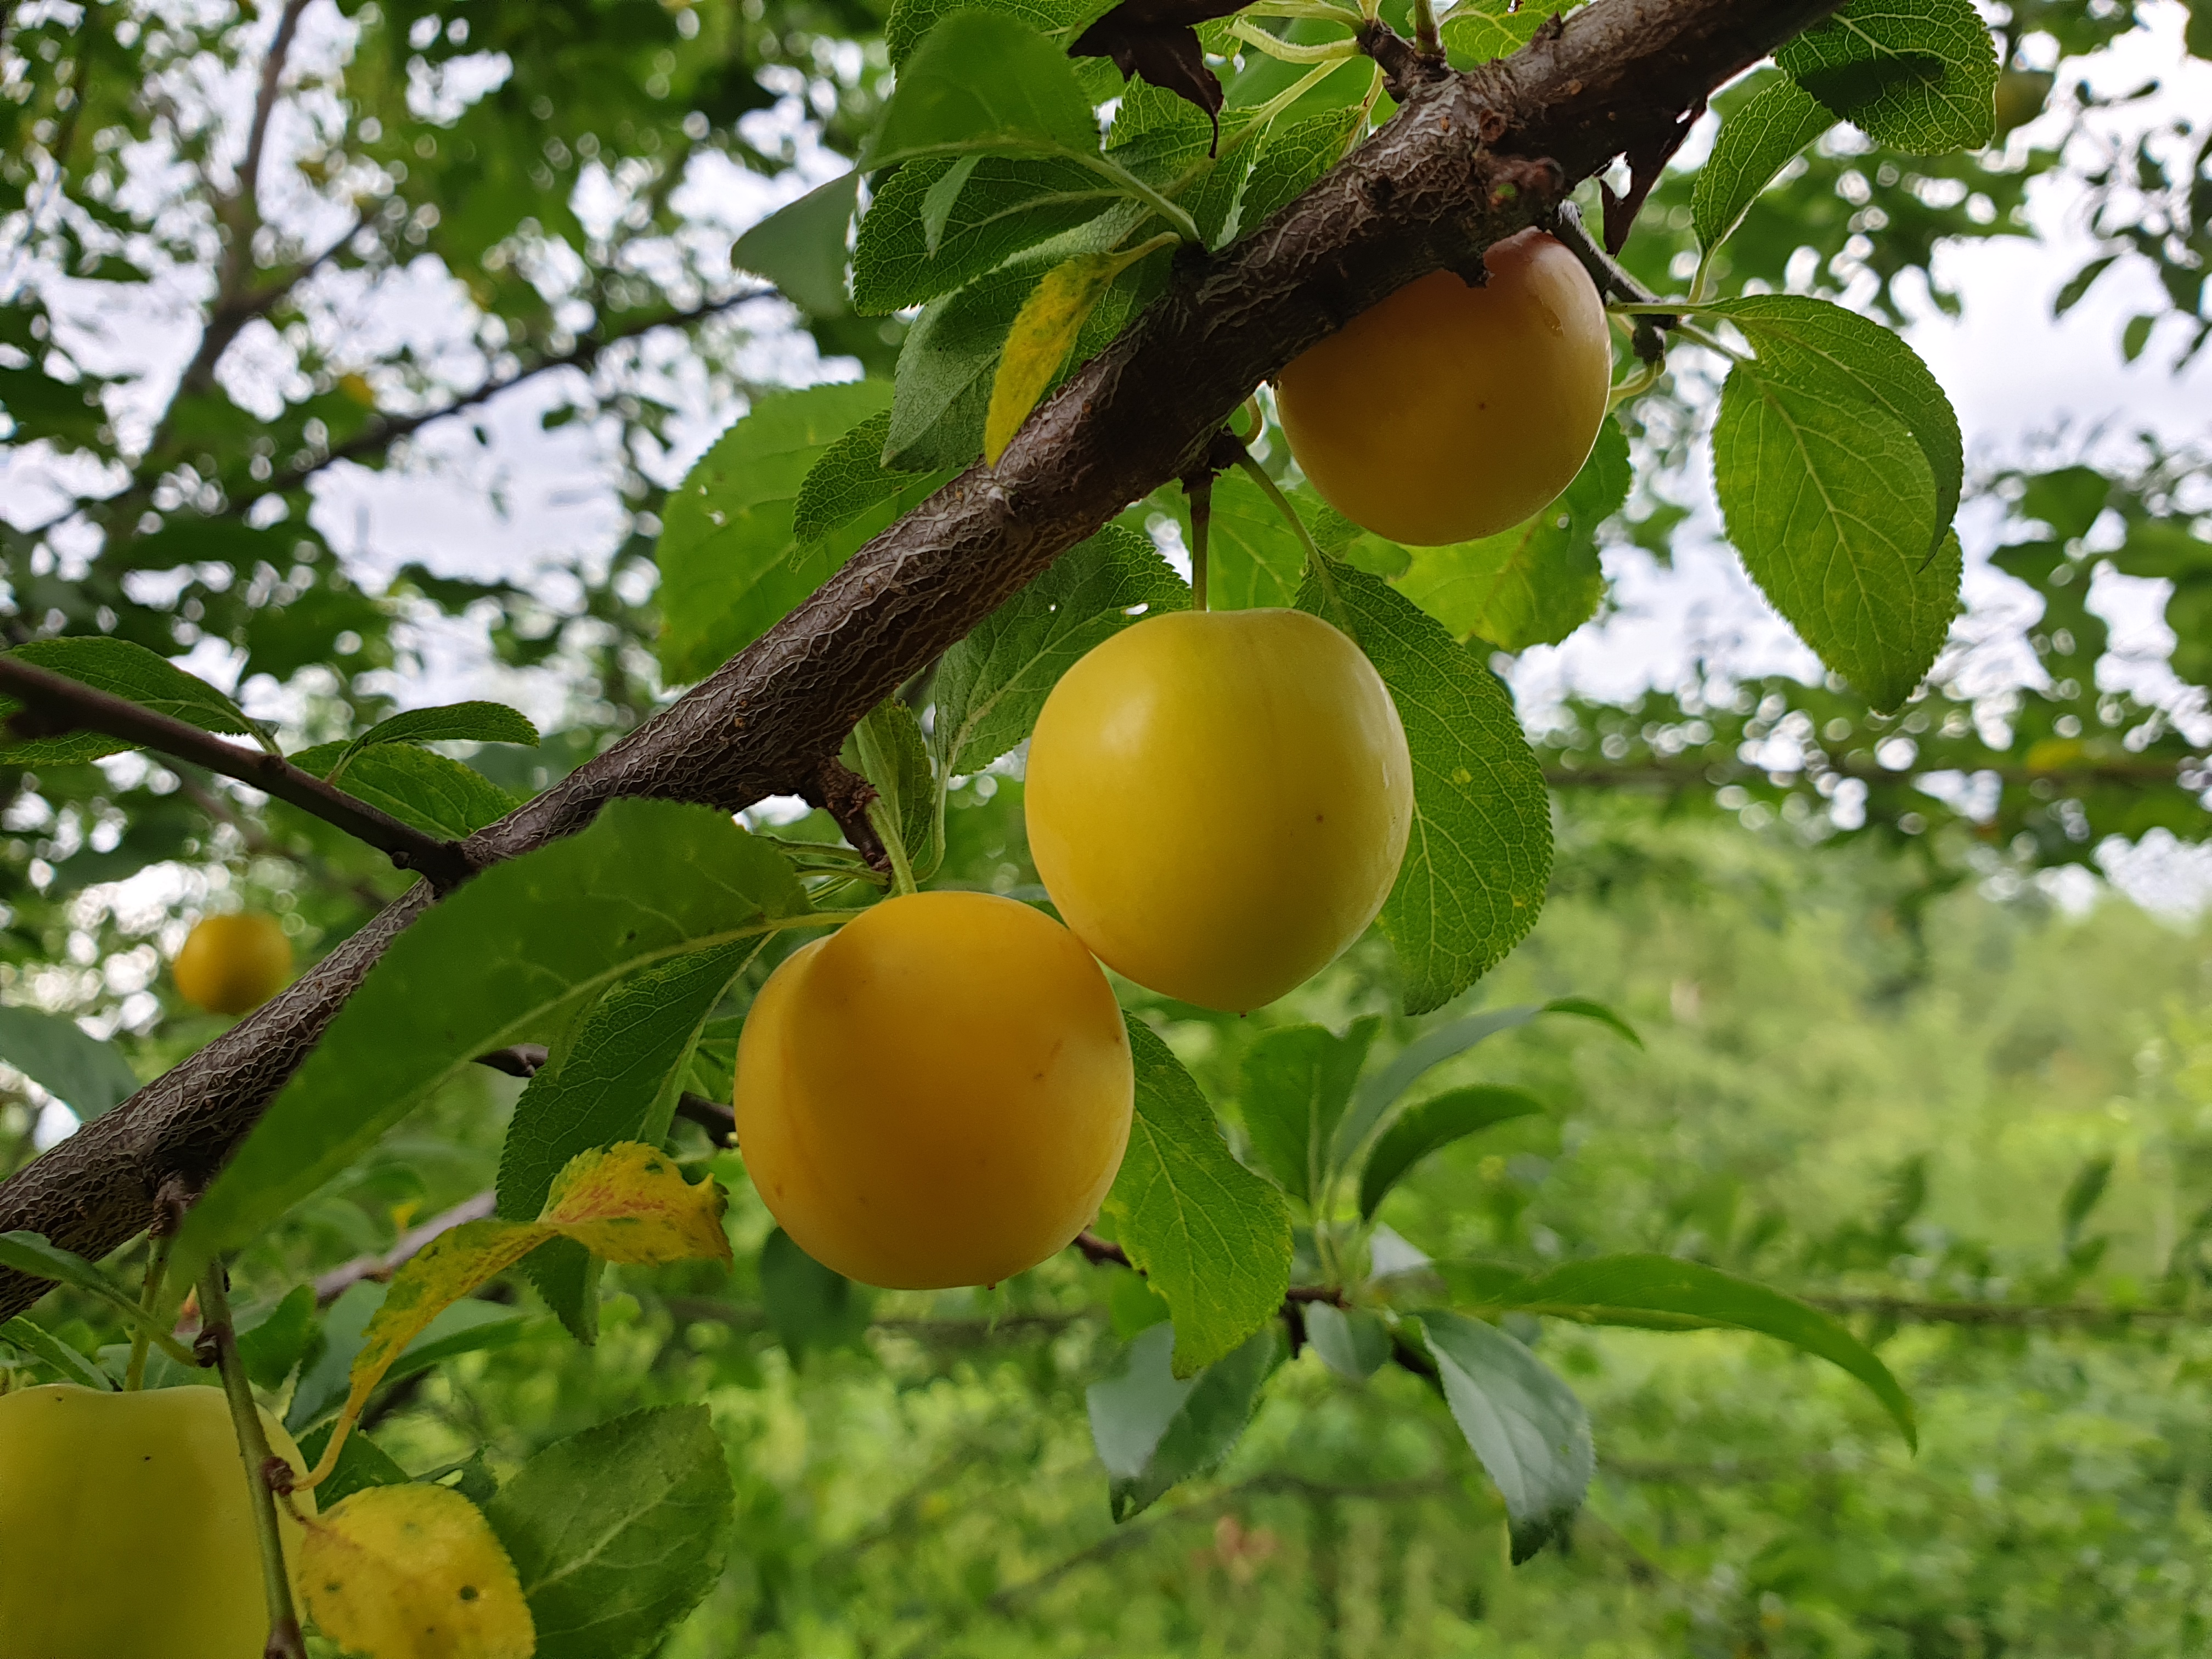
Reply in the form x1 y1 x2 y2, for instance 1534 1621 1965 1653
0 1005 138 1121
731 171 861 315
1358 1085 1547 1220
1087 1321 1283 1520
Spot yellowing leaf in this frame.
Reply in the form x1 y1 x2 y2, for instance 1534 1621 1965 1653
540 1141 735 1265
983 236 1175 465
298 1483 534 1659
303 1143 731 1489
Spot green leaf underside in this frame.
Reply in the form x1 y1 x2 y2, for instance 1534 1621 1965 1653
1105 1017 1294 1376
1238 1018 1380 1207
1437 1 1555 67
498 939 761 1340
1086 1322 1283 1521
1484 1254 1916 1448
731 171 862 317
0 637 259 766
341 701 539 767
761 1228 874 1365
1296 559 1554 1015
236 1284 319 1391
484 1404 735 1659
1692 76 1837 253
885 0 1116 68
0 1315 113 1389
288 740 516 841
1712 295 1963 539
933 523 1188 775
863 10 1101 171
0 1005 139 1120
170 800 813 1300
294 1420 410 1507
1237 105 1364 236
1304 1302 1391 1382
1776 0 1999 154
789 409 937 545
1421 1310 1594 1561
1394 418 1631 651
658 381 936 682
1712 359 1960 712
852 154 1120 315
1358 1085 1547 1220
845 697 940 879
1200 467 1308 611
288 1283 533 1434
1333 998 1627 1168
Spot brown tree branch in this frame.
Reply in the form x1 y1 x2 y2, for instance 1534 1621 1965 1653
0 0 1849 1319
0 658 475 889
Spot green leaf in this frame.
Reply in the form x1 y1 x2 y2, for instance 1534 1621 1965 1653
1420 1310 1593 1560
759 1227 874 1366
731 171 861 316
1711 359 1961 712
236 1284 320 1391
851 155 1121 315
886 0 1115 65
984 250 1131 464
1295 559 1553 1015
657 381 934 682
1709 295 1964 544
1437 0 1556 66
1692 75 1837 253
1487 1254 1916 1449
1357 1085 1546 1220
334 702 540 775
485 1405 735 1659
496 939 762 1341
294 1420 411 1507
1393 417 1631 651
2020 465 2111 541
933 523 1187 775
287 741 516 841
1776 0 1999 154
0 1231 184 1353
0 1314 114 1389
844 697 940 882
1334 998 1625 1167
1104 1017 1293 1376
1235 105 1363 237
1198 467 1310 611
172 801 814 1300
1302 1302 1389 1382
862 11 1101 170
1237 1018 1381 1207
0 1005 138 1120
1086 1321 1283 1521
287 1284 534 1433
0 637 263 766
789 409 937 544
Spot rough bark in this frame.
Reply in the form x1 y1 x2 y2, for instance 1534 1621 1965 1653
0 0 1844 1317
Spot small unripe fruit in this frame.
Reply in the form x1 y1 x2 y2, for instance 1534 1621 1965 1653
733 891 1133 1289
173 912 293 1015
0 1383 314 1659
1274 229 1612 547
1025 608 1413 1013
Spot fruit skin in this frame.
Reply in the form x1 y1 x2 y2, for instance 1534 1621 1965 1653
173 912 294 1015
0 1383 315 1659
733 890 1133 1290
1274 229 1612 546
1024 608 1413 1013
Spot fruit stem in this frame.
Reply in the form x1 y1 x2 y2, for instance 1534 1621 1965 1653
1185 471 1213 612
1233 452 1340 615
198 1263 308 1659
124 1229 172 1391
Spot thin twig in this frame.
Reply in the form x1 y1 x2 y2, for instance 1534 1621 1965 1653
312 1192 498 1306
0 659 475 889
197 1262 308 1659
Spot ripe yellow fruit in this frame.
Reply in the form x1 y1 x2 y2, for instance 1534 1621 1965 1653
1274 229 1612 546
733 891 1133 1289
0 1383 314 1659
174 912 294 1015
1024 608 1413 1013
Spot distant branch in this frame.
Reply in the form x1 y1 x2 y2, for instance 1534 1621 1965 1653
469 1044 735 1142
0 658 475 889
1810 1292 2200 1330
